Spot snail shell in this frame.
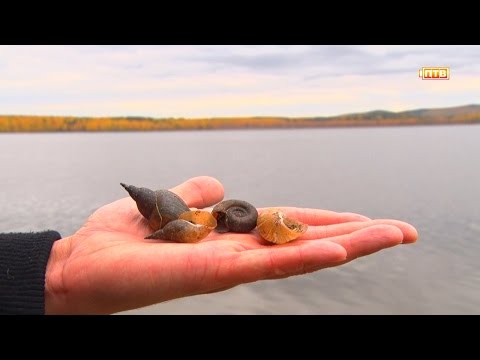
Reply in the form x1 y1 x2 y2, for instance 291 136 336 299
256 209 308 244
121 183 217 242
145 210 217 243
121 183 190 230
212 199 258 233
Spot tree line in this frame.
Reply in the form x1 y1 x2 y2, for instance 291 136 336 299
1 113 479 132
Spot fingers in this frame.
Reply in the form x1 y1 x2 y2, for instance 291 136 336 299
223 241 347 284
301 219 418 244
170 176 225 209
258 207 371 225
374 219 418 243
322 224 403 261
211 224 404 286
263 225 403 276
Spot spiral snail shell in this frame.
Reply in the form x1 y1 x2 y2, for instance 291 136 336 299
121 183 216 242
256 209 308 244
211 199 258 233
121 182 307 245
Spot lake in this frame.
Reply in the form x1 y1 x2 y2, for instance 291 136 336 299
1 126 479 314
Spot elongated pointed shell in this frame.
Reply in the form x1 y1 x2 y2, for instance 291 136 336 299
121 183 189 230
145 210 217 243
256 209 308 244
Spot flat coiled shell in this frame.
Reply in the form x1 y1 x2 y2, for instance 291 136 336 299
212 199 258 233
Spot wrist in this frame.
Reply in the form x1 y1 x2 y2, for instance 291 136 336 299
44 236 72 315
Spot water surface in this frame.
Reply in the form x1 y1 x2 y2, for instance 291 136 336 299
1 126 478 314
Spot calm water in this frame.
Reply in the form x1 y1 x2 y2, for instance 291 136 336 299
1 126 479 314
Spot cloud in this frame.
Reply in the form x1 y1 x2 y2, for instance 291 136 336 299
0 45 478 117
185 45 480 88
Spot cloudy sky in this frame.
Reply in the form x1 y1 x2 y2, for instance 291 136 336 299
0 45 479 117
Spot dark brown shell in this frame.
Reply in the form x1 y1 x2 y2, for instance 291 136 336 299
212 199 258 233
120 183 156 220
256 209 308 244
145 210 217 243
154 189 190 229
121 183 189 231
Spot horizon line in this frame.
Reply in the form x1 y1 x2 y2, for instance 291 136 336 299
1 103 479 120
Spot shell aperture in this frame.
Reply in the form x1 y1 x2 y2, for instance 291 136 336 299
256 209 308 244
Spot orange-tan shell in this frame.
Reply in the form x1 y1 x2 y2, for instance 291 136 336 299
256 209 308 244
145 210 217 243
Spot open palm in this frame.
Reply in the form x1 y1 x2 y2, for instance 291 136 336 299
45 176 418 314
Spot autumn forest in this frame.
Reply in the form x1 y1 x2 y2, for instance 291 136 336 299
1 105 479 132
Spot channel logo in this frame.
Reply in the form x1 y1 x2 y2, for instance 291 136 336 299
418 67 450 80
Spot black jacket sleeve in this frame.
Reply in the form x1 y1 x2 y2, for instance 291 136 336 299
0 231 61 315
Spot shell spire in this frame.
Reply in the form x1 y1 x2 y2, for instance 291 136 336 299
120 183 156 220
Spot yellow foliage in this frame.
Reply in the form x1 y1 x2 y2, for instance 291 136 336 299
0 112 479 133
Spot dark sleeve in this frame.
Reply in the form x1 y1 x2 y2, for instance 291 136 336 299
0 231 61 315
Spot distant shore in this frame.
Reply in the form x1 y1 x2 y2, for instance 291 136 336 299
1 104 479 132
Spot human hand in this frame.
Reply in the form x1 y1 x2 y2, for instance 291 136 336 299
45 176 418 314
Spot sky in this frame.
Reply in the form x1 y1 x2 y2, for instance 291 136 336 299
0 45 479 118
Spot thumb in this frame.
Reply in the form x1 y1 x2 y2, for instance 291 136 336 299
169 176 225 208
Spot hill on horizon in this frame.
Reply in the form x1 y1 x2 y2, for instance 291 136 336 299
321 104 480 120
